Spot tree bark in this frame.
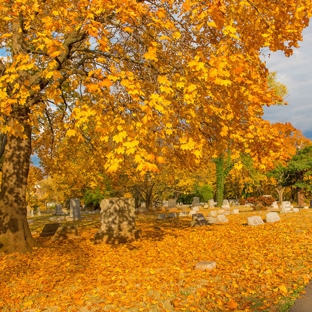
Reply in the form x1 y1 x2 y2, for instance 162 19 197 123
215 156 225 207
0 121 37 253
275 185 285 203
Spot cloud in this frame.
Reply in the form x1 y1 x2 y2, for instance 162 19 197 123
263 25 312 137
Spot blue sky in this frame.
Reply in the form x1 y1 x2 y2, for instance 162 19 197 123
263 24 312 139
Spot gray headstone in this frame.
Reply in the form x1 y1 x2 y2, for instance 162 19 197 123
157 214 166 220
167 212 177 218
192 197 200 206
168 199 177 208
191 213 208 226
40 223 60 237
95 197 139 244
55 204 63 215
52 225 79 241
70 198 81 220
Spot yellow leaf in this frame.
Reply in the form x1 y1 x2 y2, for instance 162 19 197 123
228 299 238 310
279 285 288 295
99 79 113 88
143 47 157 61
49 51 61 58
66 129 76 137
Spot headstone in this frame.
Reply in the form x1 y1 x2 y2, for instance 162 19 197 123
94 197 140 244
192 206 199 212
195 261 216 271
188 210 196 216
157 214 166 220
167 212 177 218
203 204 209 209
191 213 208 226
163 201 168 208
281 201 292 213
217 209 225 215
231 209 239 214
207 217 218 224
209 211 218 217
266 212 280 223
208 199 216 208
52 225 79 241
55 204 63 215
222 199 230 209
217 215 229 223
70 198 81 220
29 210 34 217
179 211 188 217
192 197 200 206
168 199 177 208
27 206 31 217
40 223 60 237
247 216 264 226
293 208 299 212
37 207 41 216
271 201 279 209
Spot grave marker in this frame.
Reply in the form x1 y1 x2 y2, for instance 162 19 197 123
247 216 264 226
192 197 200 206
217 215 229 223
191 213 208 226
266 212 280 223
40 223 60 237
94 197 139 244
70 198 81 220
168 199 177 208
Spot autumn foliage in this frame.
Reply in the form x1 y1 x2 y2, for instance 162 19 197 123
1 210 312 311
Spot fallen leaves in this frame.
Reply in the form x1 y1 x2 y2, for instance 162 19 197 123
1 210 312 311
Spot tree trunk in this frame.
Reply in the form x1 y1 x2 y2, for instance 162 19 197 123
275 185 285 203
297 189 305 207
0 123 37 253
145 185 153 210
215 157 225 207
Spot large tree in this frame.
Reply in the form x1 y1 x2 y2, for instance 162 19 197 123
0 0 311 253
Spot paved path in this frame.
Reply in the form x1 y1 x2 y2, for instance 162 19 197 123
289 282 312 312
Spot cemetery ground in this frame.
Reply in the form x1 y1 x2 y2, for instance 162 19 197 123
1 207 312 312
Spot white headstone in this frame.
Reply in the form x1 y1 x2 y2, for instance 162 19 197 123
195 261 216 271
207 217 218 224
209 211 218 217
248 216 264 226
208 199 216 208
217 215 229 223
222 199 230 209
192 206 199 212
217 209 225 215
281 201 292 213
292 208 299 212
188 210 196 216
266 212 280 223
231 209 239 214
271 201 279 209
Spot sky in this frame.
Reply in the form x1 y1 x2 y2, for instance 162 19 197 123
262 24 312 139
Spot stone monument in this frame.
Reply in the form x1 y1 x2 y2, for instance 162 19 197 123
94 197 140 244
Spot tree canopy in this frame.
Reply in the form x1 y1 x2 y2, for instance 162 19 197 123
0 0 311 253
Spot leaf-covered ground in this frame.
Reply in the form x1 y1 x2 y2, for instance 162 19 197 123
1 209 312 312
